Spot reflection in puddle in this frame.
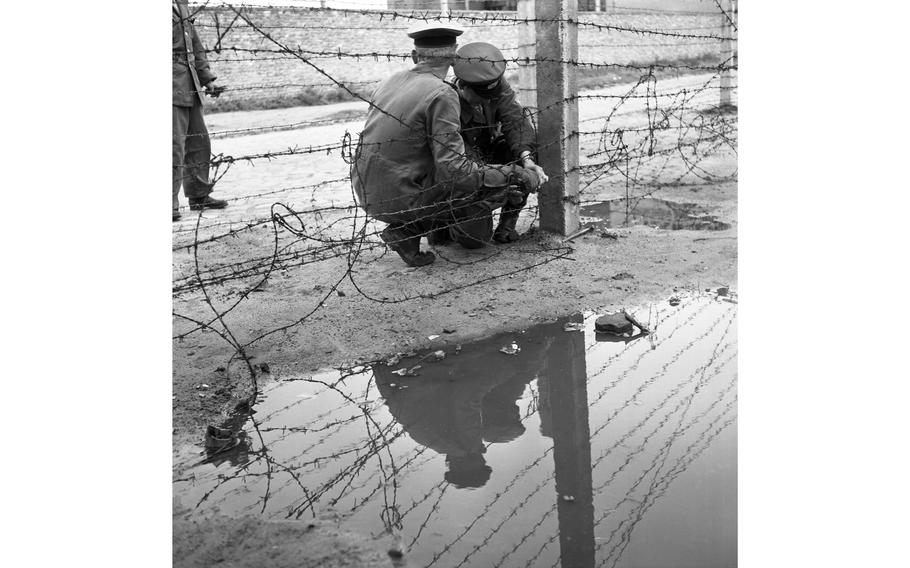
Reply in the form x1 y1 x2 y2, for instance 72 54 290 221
174 293 737 568
581 198 732 231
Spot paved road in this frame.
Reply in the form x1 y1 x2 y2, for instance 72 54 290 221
174 73 736 232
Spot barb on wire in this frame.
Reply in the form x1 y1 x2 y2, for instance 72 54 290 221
174 7 738 562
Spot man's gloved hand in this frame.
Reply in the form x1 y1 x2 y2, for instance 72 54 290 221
511 166 541 194
205 83 226 98
505 185 525 205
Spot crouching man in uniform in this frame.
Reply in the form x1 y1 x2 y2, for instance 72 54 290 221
351 25 542 267
452 42 549 243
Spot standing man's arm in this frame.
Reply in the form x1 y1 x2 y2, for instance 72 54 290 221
187 14 221 96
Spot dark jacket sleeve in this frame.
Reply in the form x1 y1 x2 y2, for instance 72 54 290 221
426 87 521 197
189 19 216 86
496 82 537 156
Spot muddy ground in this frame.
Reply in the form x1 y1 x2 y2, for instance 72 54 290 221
174 501 397 567
172 202 737 447
172 73 737 564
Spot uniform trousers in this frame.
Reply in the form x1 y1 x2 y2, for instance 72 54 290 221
376 136 531 249
386 186 515 250
173 101 213 212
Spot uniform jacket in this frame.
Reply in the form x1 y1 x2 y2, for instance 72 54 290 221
459 79 537 161
173 0 216 107
352 62 516 223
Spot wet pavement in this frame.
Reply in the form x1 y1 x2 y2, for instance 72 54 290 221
173 73 733 235
174 291 737 568
581 198 732 231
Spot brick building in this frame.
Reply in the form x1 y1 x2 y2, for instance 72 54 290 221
387 1 517 9
386 1 714 11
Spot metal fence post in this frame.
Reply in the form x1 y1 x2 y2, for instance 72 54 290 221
535 0 579 236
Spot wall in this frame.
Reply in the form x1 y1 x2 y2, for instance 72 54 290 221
191 7 723 112
390 1 517 9
386 1 716 11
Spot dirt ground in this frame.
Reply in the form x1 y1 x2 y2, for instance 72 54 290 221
174 502 398 568
172 203 737 445
172 74 737 563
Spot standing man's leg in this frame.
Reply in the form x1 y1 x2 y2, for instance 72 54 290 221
183 101 214 205
172 105 190 221
184 101 227 211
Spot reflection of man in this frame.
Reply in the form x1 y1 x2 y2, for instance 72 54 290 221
172 0 228 222
452 42 549 243
374 330 556 489
375 366 496 488
481 377 528 443
351 25 541 267
377 319 595 565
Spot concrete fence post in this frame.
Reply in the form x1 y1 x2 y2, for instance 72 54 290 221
516 0 537 112
720 0 735 106
535 0 579 236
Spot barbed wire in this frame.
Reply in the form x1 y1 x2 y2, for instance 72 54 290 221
201 46 736 72
333 303 695 534
422 303 732 566
207 114 368 138
712 0 739 32
192 3 736 40
353 300 703 522
200 1 726 18
595 6 729 16
193 20 728 33
175 298 737 568
480 306 738 567
175 3 737 561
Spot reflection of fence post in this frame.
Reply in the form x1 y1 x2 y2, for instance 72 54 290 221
539 315 595 568
516 0 536 112
720 0 734 106
536 0 580 236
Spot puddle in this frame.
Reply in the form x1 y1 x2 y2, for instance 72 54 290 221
174 292 737 568
581 198 732 231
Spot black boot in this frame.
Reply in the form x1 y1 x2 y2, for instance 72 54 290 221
189 195 229 211
381 225 436 267
493 208 521 243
